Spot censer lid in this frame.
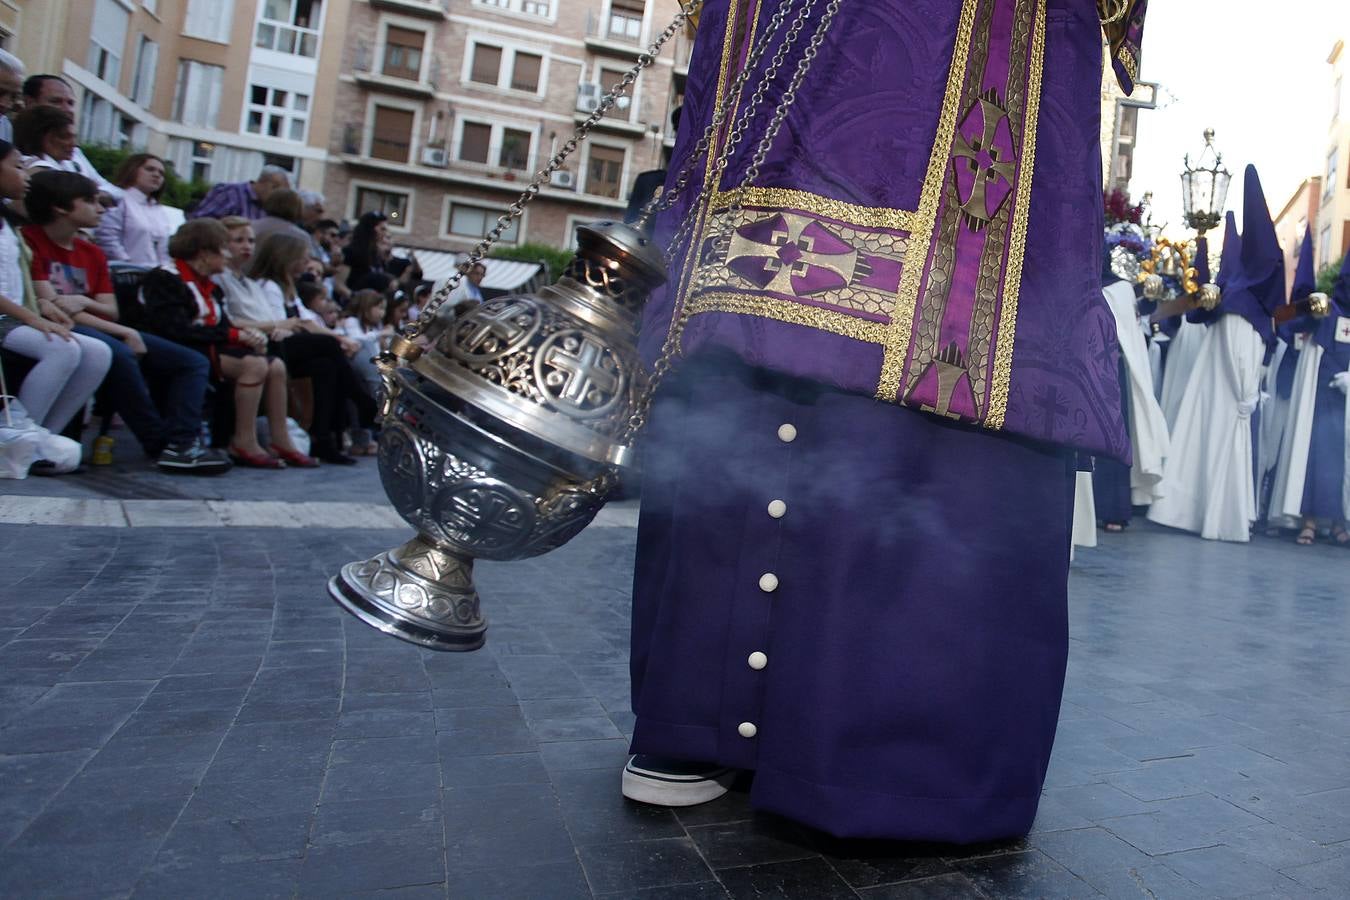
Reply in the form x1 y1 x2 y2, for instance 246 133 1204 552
574 221 667 291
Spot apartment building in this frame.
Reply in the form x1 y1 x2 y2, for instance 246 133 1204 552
1318 38 1350 268
1272 176 1322 296
0 0 345 193
324 0 690 254
1099 43 1158 196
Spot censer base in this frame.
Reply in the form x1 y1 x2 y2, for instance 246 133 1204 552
328 537 487 652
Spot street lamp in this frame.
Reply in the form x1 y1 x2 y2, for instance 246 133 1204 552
1179 128 1230 237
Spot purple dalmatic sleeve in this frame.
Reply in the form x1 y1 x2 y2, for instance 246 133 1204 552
1103 0 1148 95
644 0 1135 460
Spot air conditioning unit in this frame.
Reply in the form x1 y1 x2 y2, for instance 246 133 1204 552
421 146 448 168
576 83 602 113
549 170 576 190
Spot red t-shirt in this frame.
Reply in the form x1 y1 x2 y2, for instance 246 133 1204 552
23 225 115 301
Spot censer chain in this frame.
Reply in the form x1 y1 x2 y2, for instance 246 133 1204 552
405 0 706 339
615 0 845 448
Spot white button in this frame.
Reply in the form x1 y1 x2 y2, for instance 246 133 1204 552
738 721 758 738
748 652 768 670
777 423 797 443
767 500 787 519
758 573 779 593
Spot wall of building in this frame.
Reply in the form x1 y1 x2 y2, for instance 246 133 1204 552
1319 39 1350 270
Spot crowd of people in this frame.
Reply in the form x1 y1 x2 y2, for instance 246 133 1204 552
0 67 432 477
1080 169 1350 550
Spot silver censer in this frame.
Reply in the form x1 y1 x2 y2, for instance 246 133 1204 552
328 222 666 651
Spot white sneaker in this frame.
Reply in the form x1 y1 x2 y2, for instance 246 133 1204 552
622 755 737 807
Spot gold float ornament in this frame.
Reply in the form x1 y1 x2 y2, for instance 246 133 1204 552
1274 291 1333 326
1137 238 1201 299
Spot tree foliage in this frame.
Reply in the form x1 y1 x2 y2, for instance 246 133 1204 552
1316 256 1343 296
79 144 212 211
489 242 574 283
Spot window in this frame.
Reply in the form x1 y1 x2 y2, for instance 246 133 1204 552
186 140 213 182
466 42 544 93
172 60 224 128
383 26 425 81
500 128 531 170
355 187 408 228
608 0 644 42
598 65 630 118
470 44 502 85
473 0 552 16
184 0 234 43
130 37 159 106
459 122 491 164
370 105 414 162
457 121 533 170
1327 149 1339 200
256 0 322 58
511 53 541 92
447 201 519 243
587 145 625 199
246 85 310 142
1320 224 1332 266
88 0 130 86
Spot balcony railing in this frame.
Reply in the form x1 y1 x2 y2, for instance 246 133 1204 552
369 0 448 18
584 8 645 56
255 20 321 58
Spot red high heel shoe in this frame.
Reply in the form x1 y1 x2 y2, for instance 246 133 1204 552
269 444 320 468
228 445 285 469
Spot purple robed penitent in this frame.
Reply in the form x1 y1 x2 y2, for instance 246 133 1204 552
629 0 1146 842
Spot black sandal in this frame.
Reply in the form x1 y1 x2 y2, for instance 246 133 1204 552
1296 526 1316 546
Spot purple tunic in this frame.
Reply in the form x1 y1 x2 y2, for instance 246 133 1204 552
630 0 1145 842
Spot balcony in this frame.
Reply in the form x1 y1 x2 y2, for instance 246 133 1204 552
349 43 439 98
369 0 448 19
255 19 321 59
584 8 645 59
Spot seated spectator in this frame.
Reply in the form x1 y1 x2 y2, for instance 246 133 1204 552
188 165 289 220
298 279 340 329
93 153 173 268
244 230 376 464
139 219 316 469
0 140 111 458
339 211 389 292
23 170 229 473
0 50 24 143
335 288 391 395
20 75 121 202
13 106 77 171
250 188 309 244
384 290 412 329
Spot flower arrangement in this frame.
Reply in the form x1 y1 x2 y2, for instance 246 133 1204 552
1103 188 1144 226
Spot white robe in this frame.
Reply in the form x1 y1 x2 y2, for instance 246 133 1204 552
1147 314 1265 542
1103 282 1170 506
1159 317 1207 432
1256 339 1295 513
1266 340 1322 530
1071 470 1097 559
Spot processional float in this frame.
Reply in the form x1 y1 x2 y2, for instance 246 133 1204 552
328 0 848 649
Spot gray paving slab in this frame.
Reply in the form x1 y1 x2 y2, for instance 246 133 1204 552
0 493 1347 898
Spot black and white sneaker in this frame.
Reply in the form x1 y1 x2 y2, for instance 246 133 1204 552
157 440 233 475
622 755 736 807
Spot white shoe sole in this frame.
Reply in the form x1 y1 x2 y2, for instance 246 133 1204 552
621 760 735 807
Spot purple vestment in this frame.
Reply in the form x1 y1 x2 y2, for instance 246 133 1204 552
630 0 1148 841
641 0 1147 459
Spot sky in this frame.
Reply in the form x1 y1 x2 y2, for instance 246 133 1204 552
1129 1 1350 254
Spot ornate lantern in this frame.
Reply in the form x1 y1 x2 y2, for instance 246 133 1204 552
1180 129 1231 237
328 222 665 650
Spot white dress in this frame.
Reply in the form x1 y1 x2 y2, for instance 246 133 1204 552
1147 314 1266 542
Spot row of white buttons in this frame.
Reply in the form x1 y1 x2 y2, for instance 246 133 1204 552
741 424 797 741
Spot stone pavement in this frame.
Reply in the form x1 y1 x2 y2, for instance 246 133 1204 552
1 457 1349 898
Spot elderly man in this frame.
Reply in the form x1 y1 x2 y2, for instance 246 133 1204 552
188 164 291 220
21 74 121 201
0 49 24 142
